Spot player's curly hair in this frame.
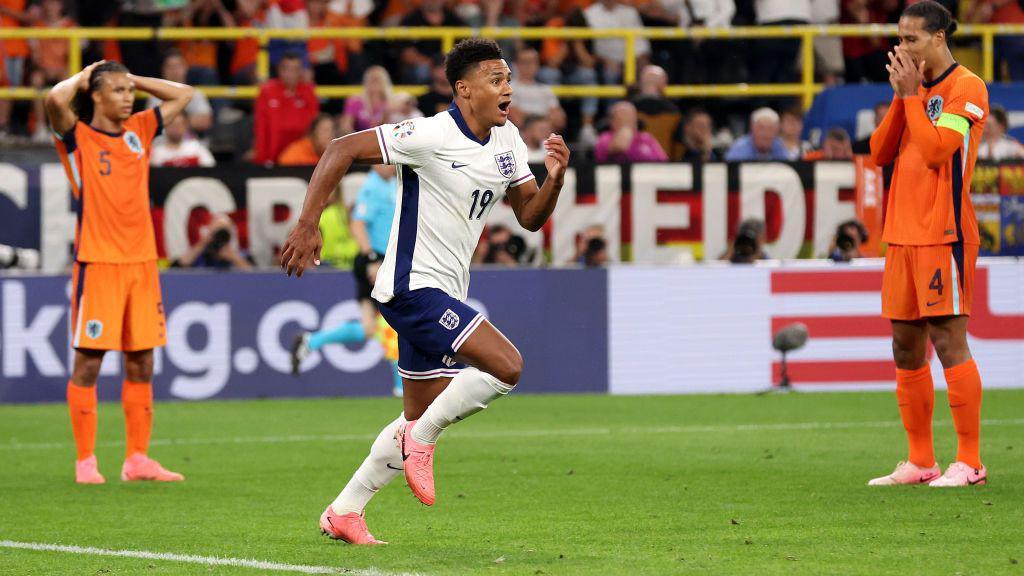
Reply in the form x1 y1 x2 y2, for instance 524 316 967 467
74 60 130 123
444 38 503 92
903 0 958 42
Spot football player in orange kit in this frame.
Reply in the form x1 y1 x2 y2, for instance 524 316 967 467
45 60 194 484
868 1 989 487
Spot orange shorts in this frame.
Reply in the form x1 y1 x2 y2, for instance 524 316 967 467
882 243 977 321
70 260 167 351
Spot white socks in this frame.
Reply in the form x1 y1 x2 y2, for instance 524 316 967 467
411 367 514 445
331 413 406 515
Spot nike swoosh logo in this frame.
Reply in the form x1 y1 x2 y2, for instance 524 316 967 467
451 161 469 169
926 301 941 307
386 463 403 470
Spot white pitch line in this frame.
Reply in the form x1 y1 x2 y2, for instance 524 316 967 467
0 540 420 576
3 418 1024 452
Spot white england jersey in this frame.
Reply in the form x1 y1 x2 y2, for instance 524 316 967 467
371 103 536 303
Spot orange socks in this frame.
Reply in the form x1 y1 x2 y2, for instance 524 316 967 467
895 365 935 468
945 359 983 469
67 381 98 461
122 380 153 458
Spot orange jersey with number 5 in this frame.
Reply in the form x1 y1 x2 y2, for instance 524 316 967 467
881 64 988 247
53 108 163 263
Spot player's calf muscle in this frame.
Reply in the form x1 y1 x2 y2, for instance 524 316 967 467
71 351 103 386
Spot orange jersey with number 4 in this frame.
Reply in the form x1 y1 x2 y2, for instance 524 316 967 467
53 108 163 263
881 63 988 247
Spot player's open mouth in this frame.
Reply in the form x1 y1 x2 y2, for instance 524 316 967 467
498 101 510 116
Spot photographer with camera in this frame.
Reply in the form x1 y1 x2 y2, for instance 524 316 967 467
171 213 254 271
721 218 769 264
827 219 869 262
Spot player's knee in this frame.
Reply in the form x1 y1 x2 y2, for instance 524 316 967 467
125 353 154 382
891 337 923 369
72 358 102 386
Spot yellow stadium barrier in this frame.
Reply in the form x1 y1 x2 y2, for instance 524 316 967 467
1 24 1021 109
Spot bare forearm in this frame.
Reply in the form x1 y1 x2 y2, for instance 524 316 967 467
350 219 373 253
298 139 356 227
46 73 83 110
130 74 192 102
520 175 564 232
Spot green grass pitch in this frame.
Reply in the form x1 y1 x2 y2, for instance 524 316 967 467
1 390 1023 575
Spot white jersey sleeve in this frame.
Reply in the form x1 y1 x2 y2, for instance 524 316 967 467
509 130 536 188
375 117 444 168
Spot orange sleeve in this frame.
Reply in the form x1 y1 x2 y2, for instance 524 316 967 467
903 95 964 169
942 75 989 125
869 96 905 167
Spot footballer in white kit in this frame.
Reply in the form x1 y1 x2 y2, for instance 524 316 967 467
281 38 570 545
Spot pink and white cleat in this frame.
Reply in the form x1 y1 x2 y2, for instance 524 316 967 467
867 461 942 486
398 420 436 506
75 455 105 484
120 453 185 482
319 506 387 545
929 462 987 487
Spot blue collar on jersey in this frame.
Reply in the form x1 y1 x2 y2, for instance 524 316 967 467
448 101 490 146
922 62 958 89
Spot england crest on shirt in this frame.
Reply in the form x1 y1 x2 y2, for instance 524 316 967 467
926 96 943 121
495 150 516 178
124 130 144 157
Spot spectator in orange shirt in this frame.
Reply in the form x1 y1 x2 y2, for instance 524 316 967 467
28 0 74 142
278 114 338 166
174 0 236 86
0 0 32 136
254 52 320 165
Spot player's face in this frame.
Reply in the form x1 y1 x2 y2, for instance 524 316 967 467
93 72 135 122
469 59 513 127
897 16 942 68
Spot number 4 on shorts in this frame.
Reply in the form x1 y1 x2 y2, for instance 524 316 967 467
929 268 944 295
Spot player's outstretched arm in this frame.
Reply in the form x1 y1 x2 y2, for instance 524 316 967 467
281 129 384 277
130 74 194 126
44 60 106 136
506 134 570 232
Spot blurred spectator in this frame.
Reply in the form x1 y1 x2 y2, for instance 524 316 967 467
307 0 372 89
172 214 254 271
678 108 722 162
780 107 811 160
397 0 468 84
827 219 869 262
229 0 262 86
418 55 454 116
510 48 566 131
596 101 669 163
631 65 678 116
568 224 609 265
752 0 811 84
631 65 681 158
722 218 769 263
725 107 790 161
522 115 555 162
803 127 853 160
852 100 889 154
386 93 424 123
582 237 609 267
151 114 217 167
278 113 337 166
174 0 236 87
583 0 652 80
254 52 320 165
842 0 892 83
812 0 844 84
978 105 1024 161
480 224 530 266
146 50 214 135
27 0 74 142
265 0 310 69
0 0 32 137
969 0 1024 81
340 66 392 135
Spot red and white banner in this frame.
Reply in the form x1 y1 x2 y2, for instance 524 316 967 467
609 259 1024 394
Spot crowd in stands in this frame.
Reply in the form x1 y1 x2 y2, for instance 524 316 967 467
2 0 1023 163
